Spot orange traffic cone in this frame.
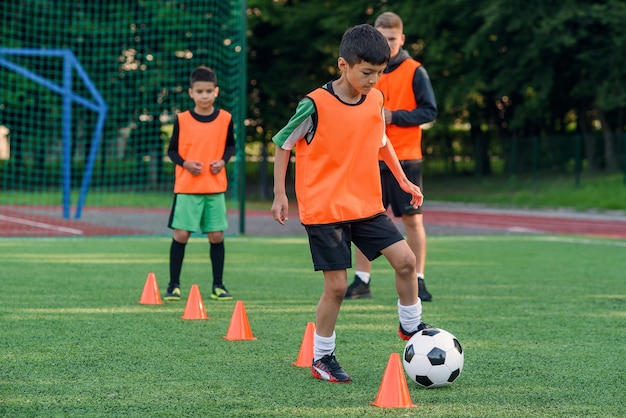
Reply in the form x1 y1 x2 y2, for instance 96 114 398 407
292 322 316 367
370 353 417 408
139 272 162 305
223 301 256 340
181 284 209 320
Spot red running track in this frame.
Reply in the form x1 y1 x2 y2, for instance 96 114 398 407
0 206 159 237
424 209 626 239
1 205 626 239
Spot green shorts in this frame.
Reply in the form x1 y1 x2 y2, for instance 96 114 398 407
168 193 228 233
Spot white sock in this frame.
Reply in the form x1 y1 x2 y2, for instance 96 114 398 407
355 271 370 284
398 300 422 333
417 273 424 280
313 331 336 361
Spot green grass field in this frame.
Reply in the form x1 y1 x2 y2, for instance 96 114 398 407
1 235 625 417
424 173 626 212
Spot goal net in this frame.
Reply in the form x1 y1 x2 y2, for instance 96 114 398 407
0 0 246 237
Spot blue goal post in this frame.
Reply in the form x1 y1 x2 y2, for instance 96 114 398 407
0 48 107 219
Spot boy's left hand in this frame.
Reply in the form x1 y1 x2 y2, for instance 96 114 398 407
271 194 289 225
401 180 423 208
210 160 225 174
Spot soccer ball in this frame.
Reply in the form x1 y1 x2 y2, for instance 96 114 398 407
402 327 464 388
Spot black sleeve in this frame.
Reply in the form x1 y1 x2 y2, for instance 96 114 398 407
391 66 438 127
167 117 185 166
221 119 235 164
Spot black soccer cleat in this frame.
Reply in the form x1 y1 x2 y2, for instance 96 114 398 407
211 284 233 300
418 277 432 302
398 321 432 341
311 353 352 383
344 275 372 299
164 287 181 301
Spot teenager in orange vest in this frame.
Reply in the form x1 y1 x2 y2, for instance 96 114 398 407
346 12 438 302
272 24 432 383
165 66 235 302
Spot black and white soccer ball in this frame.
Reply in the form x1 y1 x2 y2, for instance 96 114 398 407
402 327 464 388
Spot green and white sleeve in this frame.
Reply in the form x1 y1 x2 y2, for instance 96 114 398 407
272 98 315 150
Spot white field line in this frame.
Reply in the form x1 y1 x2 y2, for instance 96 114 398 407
0 214 84 235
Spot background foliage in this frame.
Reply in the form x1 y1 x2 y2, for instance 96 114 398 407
1 0 625 204
0 0 245 195
246 0 626 175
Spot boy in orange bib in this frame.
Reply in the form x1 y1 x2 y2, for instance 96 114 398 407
165 66 235 302
272 24 431 383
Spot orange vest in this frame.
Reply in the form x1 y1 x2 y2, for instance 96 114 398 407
174 110 231 194
376 59 423 160
295 88 386 225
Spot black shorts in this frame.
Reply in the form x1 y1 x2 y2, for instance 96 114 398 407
304 213 405 271
380 159 423 216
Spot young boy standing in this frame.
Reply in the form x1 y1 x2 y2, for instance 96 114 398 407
165 66 235 301
271 25 431 383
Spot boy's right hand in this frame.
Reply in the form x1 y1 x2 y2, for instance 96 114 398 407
183 161 203 176
271 194 289 225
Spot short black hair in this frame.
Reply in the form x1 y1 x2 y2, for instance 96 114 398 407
338 24 390 66
189 65 217 86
